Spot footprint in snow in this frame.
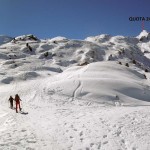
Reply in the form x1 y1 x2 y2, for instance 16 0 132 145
13 141 20 145
70 136 73 139
121 139 125 143
27 140 36 143
74 129 77 131
80 138 83 142
26 147 35 150
97 142 101 149
21 129 26 132
90 143 94 147
103 141 108 145
79 131 83 136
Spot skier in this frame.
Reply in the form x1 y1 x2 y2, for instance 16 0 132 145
15 94 22 113
8 96 14 109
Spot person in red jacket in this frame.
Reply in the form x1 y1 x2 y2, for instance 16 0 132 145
15 94 22 113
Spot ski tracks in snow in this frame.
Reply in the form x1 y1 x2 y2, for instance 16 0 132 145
72 65 88 101
72 78 81 101
1 93 150 150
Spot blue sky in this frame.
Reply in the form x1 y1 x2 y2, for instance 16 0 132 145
0 0 150 39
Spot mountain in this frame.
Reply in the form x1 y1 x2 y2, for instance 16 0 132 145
0 31 150 150
137 30 150 42
0 31 150 101
0 35 13 45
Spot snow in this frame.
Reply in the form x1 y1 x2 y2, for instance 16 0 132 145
49 36 69 42
137 30 149 39
0 31 150 149
0 35 13 45
137 30 150 42
46 62 150 106
14 34 39 42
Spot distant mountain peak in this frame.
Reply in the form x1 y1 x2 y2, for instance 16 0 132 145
137 30 150 42
14 34 39 42
139 30 149 36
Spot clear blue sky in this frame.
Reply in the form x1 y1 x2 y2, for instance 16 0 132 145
0 0 150 39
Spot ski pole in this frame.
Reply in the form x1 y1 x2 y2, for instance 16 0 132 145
8 99 9 108
20 99 23 111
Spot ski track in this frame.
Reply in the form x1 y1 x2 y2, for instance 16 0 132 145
1 77 150 149
72 79 81 101
1 66 150 149
72 65 88 101
1 31 150 150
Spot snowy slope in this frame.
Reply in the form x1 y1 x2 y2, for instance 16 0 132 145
0 35 13 45
0 32 150 149
136 30 150 60
46 61 150 105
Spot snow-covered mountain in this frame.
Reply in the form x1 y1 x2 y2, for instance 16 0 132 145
0 31 150 150
137 30 150 42
0 35 13 45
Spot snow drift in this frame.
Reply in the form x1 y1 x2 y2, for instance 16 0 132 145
0 31 150 150
45 62 150 106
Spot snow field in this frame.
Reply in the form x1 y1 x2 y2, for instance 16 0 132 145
0 31 150 149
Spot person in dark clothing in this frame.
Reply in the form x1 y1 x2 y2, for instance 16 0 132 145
15 94 22 113
8 96 14 109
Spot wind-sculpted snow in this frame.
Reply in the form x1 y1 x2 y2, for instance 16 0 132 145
0 31 150 73
85 32 150 70
0 53 8 60
0 72 40 84
0 32 150 149
1 76 14 84
46 62 150 105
